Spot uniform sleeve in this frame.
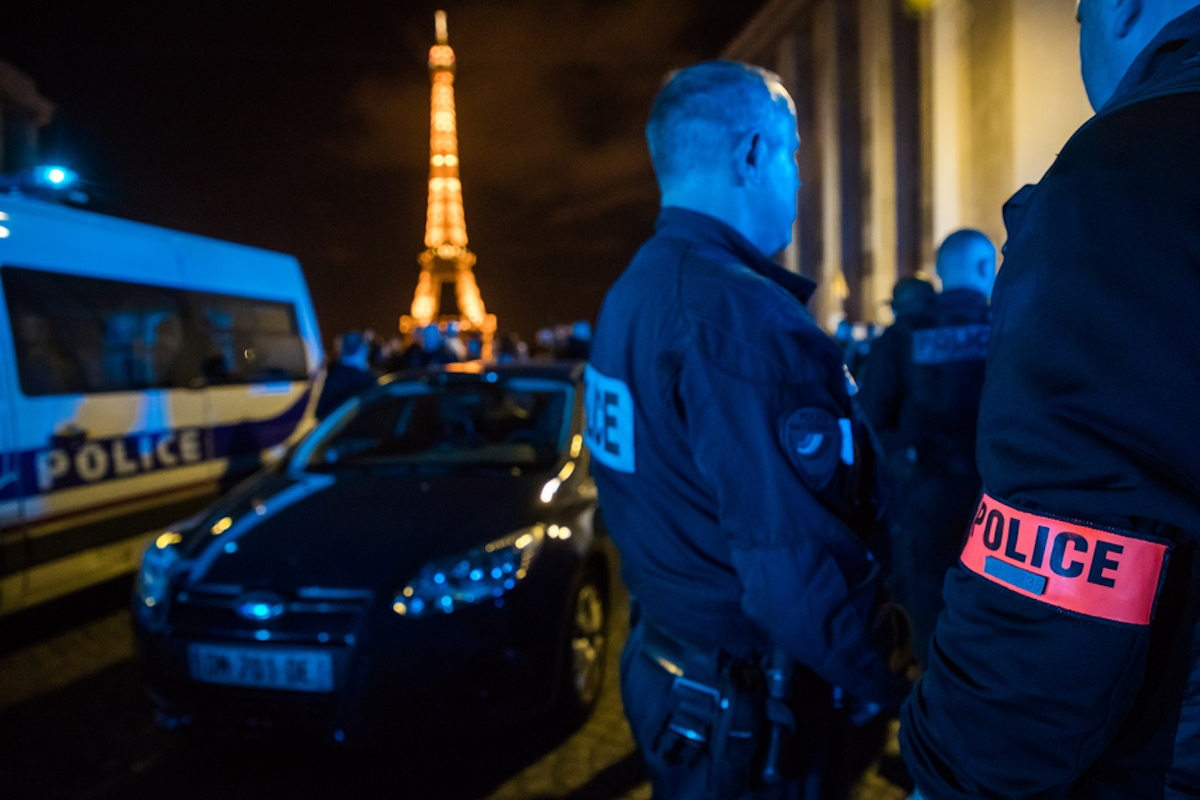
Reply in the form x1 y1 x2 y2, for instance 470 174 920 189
900 145 1190 797
901 562 1158 799
678 305 910 707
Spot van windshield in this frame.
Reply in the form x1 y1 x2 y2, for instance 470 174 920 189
299 377 572 471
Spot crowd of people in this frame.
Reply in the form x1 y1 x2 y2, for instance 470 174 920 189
313 319 592 420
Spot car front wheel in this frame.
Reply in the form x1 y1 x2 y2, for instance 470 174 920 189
559 566 609 721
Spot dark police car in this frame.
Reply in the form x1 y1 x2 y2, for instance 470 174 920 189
132 361 612 744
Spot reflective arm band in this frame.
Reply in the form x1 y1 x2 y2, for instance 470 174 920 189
960 493 1169 625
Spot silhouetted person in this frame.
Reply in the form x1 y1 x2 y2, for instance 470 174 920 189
494 332 527 364
395 324 459 371
857 229 995 668
559 320 592 360
887 275 936 322
314 330 376 420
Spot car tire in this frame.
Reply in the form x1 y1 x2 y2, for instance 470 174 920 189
555 562 610 725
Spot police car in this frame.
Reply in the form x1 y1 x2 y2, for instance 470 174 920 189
132 361 612 743
0 195 323 616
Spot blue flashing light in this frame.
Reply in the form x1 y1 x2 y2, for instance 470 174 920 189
254 629 270 641
440 595 454 611
470 568 484 581
503 578 516 591
333 729 346 743
34 165 78 188
410 598 426 614
433 572 446 585
224 541 238 554
491 567 503 579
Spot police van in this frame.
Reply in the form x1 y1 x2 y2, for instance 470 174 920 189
0 195 324 615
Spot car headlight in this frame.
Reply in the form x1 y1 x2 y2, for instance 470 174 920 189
393 524 547 618
135 531 183 612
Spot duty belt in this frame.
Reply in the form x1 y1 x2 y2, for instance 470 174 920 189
639 616 729 765
638 615 726 687
638 615 795 786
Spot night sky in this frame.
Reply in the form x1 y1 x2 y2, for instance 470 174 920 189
0 1 766 346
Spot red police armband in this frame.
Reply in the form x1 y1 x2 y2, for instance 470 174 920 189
959 493 1169 625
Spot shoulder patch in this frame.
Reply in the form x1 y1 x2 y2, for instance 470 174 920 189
583 364 636 474
960 493 1170 625
779 408 840 490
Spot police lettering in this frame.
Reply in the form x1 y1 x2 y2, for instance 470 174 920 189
601 392 620 455
912 324 990 365
973 501 1123 587
963 493 1168 625
585 383 616 455
35 429 206 492
582 364 635 474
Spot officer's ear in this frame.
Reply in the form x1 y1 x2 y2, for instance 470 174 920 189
734 129 767 186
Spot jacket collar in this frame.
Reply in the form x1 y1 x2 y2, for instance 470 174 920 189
937 287 989 306
1104 5 1200 113
656 206 817 305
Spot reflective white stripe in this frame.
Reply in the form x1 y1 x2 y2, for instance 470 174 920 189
838 418 854 466
583 365 636 474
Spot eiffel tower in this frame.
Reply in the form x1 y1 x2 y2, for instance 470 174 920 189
400 10 496 356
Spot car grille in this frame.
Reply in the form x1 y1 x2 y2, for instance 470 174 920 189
167 583 375 644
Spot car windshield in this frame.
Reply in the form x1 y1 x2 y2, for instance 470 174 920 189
296 376 573 471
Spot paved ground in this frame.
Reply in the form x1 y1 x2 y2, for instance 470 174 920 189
483 586 649 800
0 576 910 799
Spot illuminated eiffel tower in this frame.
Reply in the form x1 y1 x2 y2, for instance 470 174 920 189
400 10 496 355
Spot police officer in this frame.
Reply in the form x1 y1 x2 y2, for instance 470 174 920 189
315 331 377 420
886 275 936 324
856 230 995 668
901 2 1200 797
585 60 911 799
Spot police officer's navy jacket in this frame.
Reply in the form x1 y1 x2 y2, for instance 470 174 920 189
586 207 907 707
901 8 1200 799
857 288 990 460
857 288 990 669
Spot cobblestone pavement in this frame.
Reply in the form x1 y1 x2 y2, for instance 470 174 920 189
1 576 910 800
485 587 650 800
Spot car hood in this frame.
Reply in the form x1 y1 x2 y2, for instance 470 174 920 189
177 467 557 592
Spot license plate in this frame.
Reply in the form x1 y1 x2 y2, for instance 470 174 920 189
188 644 333 693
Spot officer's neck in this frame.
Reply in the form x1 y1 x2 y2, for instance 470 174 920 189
659 192 771 258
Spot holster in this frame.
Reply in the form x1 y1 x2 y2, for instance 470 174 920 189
639 618 770 798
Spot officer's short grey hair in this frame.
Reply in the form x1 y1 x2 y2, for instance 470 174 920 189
646 60 792 187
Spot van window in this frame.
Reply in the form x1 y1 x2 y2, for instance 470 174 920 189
2 265 309 395
194 295 308 384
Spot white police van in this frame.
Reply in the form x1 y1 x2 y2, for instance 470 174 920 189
0 195 324 614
